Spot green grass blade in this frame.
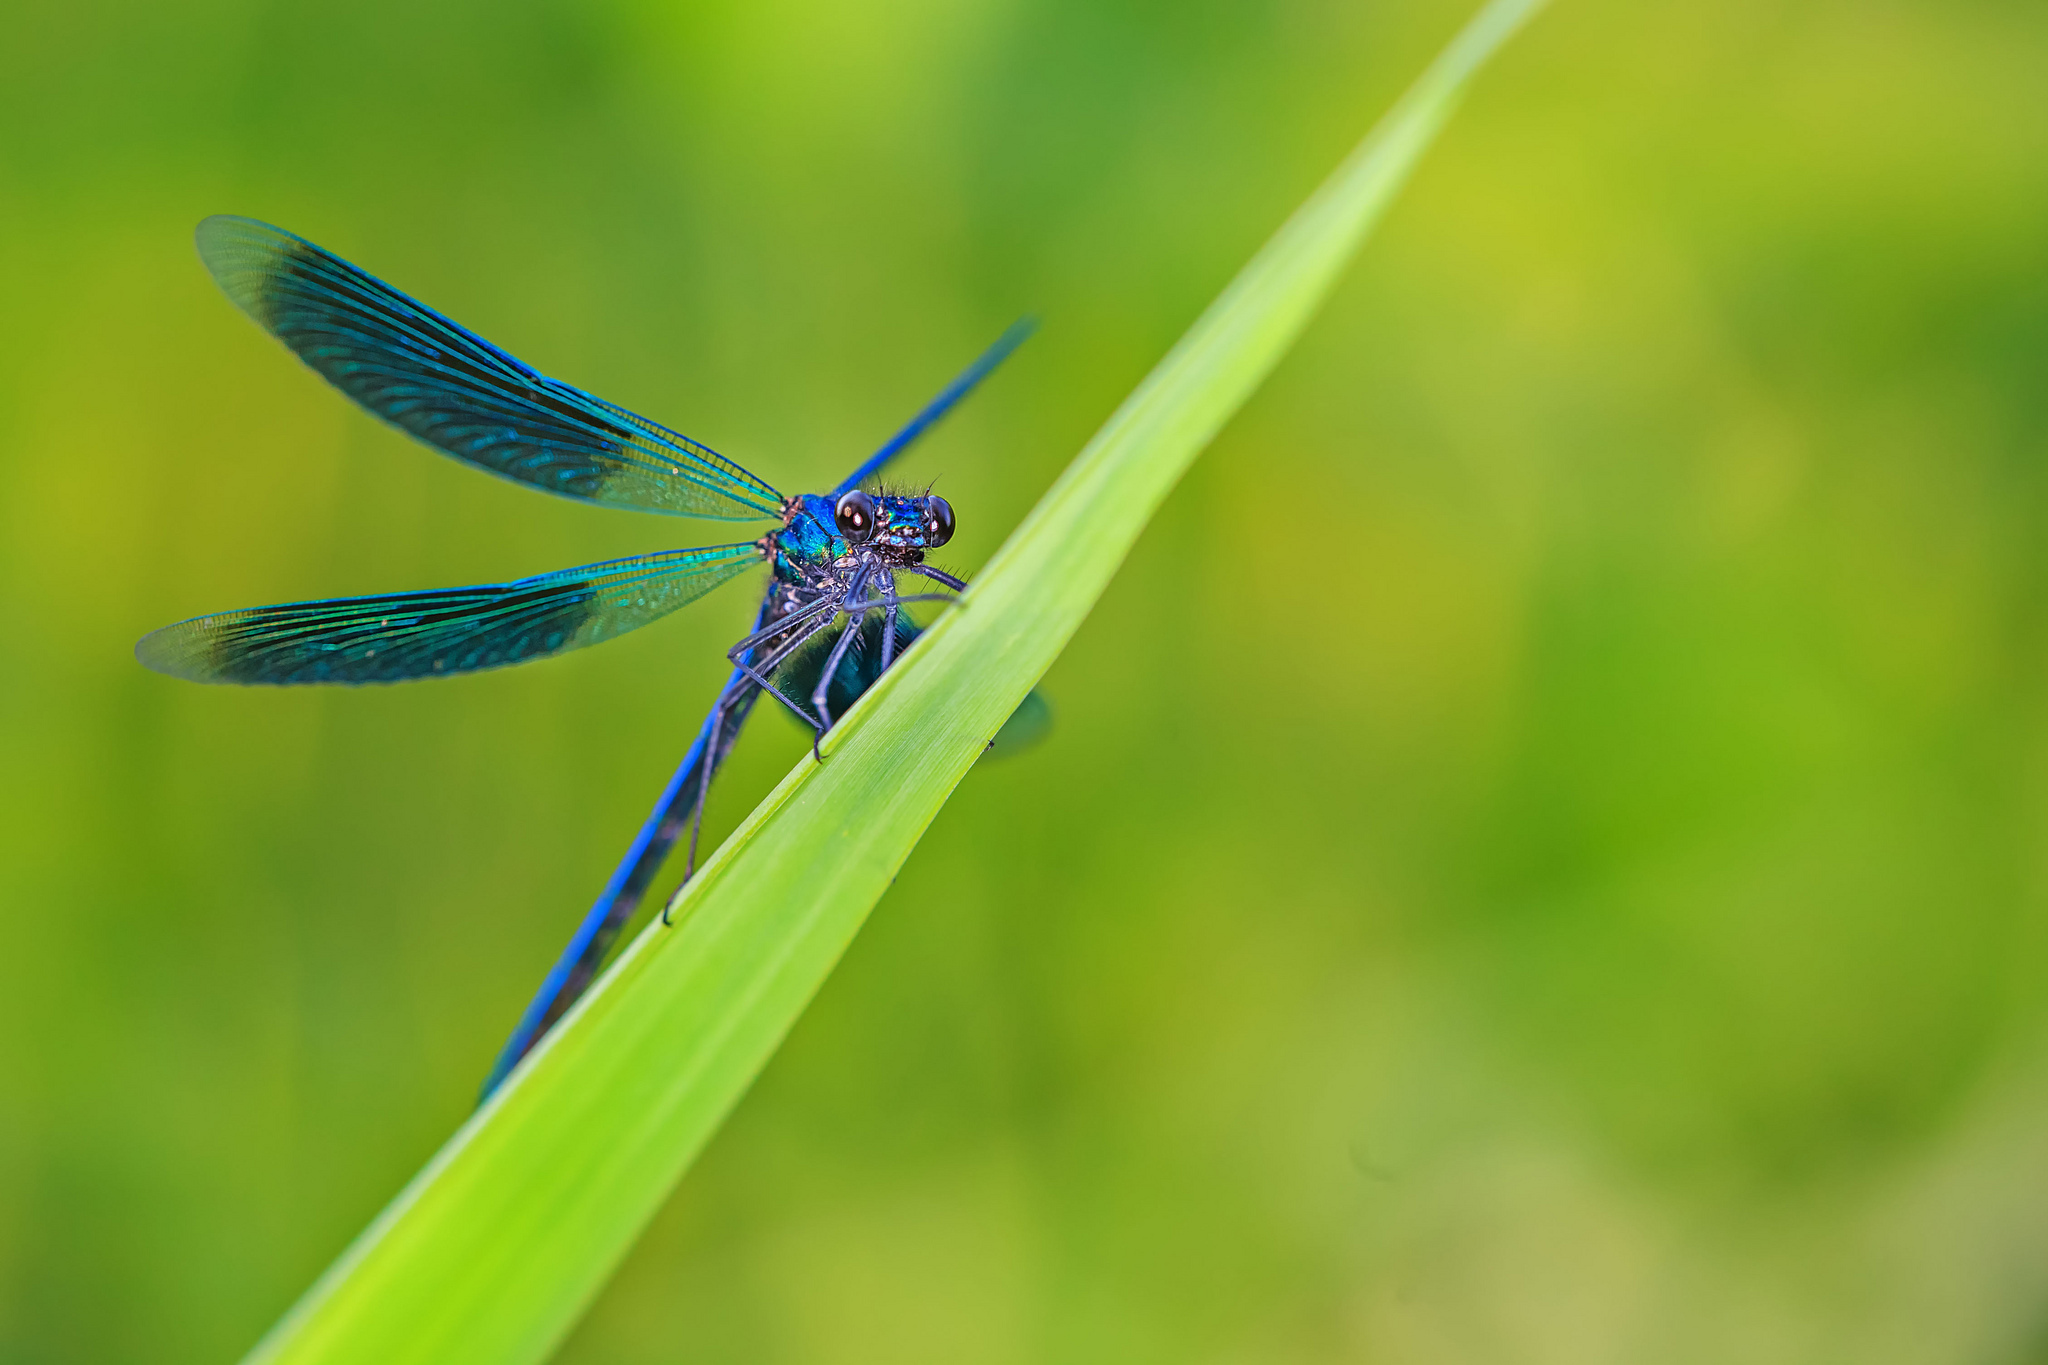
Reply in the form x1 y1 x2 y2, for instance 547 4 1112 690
246 2 1545 1360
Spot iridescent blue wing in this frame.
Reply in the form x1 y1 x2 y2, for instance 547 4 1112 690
197 216 784 520
833 317 1034 496
136 543 763 685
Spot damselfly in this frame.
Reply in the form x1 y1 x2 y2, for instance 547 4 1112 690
137 218 1039 1098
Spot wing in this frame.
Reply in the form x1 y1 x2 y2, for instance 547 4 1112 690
197 216 785 520
833 317 1034 495
136 543 763 685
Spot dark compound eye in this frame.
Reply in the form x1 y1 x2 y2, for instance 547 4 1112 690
922 495 955 547
834 490 876 543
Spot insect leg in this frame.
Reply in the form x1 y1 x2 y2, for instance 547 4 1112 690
879 568 899 671
809 611 868 751
855 590 957 610
800 563 887 745
727 608 838 731
724 592 839 654
676 678 753 900
905 563 968 593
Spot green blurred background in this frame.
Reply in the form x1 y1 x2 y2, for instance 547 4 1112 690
4 0 2047 1360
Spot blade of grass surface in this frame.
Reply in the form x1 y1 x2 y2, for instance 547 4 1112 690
247 2 1546 1360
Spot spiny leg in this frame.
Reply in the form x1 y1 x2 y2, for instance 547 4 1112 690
736 588 962 732
907 563 968 593
670 601 842 923
666 681 751 923
879 568 899 672
722 589 856 727
802 562 884 747
725 592 839 655
809 608 870 753
870 591 955 608
809 576 968 755
727 613 836 734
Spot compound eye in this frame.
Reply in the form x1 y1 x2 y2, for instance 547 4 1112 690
834 490 877 543
923 495 955 547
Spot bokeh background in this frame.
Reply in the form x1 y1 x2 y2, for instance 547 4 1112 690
4 0 2047 1360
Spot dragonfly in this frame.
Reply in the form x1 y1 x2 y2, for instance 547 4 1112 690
137 216 1040 1100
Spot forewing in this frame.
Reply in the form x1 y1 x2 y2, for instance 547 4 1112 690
137 543 763 685
197 217 784 520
